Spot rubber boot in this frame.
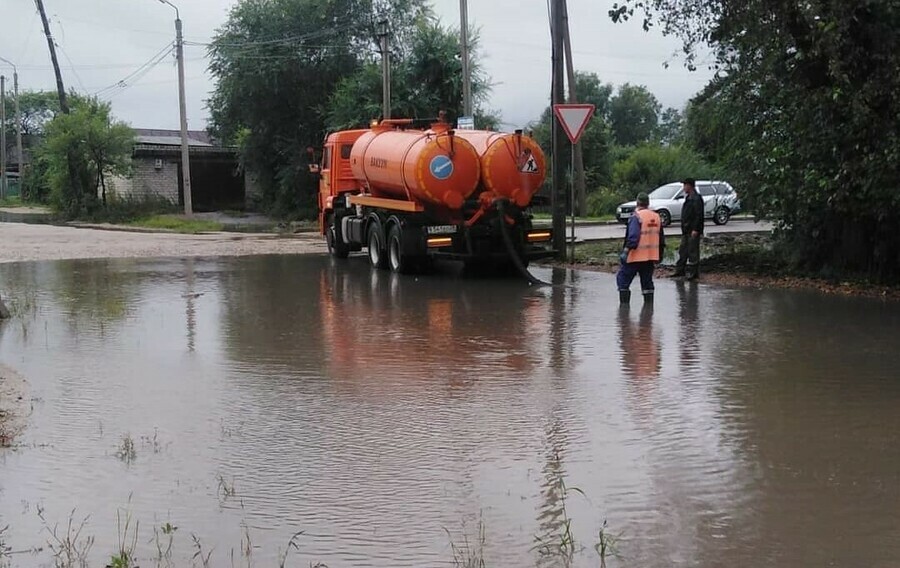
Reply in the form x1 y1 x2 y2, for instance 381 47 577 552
643 291 654 304
619 290 631 304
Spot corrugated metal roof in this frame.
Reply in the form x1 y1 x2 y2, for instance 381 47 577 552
133 128 213 146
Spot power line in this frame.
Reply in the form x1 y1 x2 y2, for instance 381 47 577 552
94 43 175 99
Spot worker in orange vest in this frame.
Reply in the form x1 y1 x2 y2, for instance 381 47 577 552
617 192 666 303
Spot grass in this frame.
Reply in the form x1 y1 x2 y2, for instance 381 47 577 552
126 215 224 234
0 196 23 208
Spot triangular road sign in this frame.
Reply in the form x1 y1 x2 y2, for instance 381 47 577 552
553 104 595 144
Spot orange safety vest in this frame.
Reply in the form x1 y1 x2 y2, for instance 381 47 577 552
626 208 662 263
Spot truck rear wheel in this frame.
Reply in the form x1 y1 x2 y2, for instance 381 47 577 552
367 224 388 269
388 225 414 273
326 217 350 259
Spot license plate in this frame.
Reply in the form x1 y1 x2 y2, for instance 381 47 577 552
426 225 458 235
619 212 632 218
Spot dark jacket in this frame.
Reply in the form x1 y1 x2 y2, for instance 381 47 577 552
680 190 705 234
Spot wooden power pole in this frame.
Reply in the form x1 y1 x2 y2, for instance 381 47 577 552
551 0 567 258
35 0 69 114
35 0 83 207
561 1 587 216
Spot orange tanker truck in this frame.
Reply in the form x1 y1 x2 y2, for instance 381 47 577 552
313 114 555 273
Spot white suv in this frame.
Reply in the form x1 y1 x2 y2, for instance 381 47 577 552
616 181 740 227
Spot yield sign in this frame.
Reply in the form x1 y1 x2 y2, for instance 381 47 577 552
553 104 595 144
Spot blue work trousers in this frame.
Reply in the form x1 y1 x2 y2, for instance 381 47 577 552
616 261 656 294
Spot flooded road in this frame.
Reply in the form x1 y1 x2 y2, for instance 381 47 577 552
1 255 899 567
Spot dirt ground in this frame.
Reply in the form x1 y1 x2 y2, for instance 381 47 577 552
0 222 326 264
0 364 28 447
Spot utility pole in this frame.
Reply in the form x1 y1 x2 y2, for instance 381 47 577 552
1 75 6 199
160 0 193 216
459 0 473 117
551 0 567 258
377 20 391 119
37 0 84 206
561 2 586 217
35 0 69 114
0 58 22 193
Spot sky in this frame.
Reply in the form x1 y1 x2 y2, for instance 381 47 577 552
1 0 715 132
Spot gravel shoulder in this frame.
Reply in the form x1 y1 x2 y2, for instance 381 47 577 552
0 222 326 264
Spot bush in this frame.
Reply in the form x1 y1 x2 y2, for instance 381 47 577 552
586 187 628 217
84 195 178 223
611 143 720 196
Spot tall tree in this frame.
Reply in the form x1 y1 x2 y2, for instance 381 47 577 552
531 72 615 202
326 20 492 130
42 97 133 215
610 0 900 280
608 83 660 147
207 0 430 217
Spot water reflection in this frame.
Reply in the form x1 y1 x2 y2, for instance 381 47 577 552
618 302 661 428
1 256 900 567
315 261 554 389
676 280 701 375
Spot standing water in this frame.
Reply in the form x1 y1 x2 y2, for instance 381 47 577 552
1 255 899 567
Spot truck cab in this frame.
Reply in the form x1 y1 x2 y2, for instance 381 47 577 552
316 130 366 234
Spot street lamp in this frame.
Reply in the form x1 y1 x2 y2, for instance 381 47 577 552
0 57 22 200
158 0 193 216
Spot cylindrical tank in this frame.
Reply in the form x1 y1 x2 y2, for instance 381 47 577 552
349 126 481 210
454 130 547 207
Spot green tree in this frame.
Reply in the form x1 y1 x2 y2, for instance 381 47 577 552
42 97 133 215
657 107 683 145
608 83 660 147
531 71 616 193
2 90 60 138
610 0 900 281
208 0 431 218
326 20 492 130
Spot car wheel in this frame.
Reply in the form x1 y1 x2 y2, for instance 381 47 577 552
367 224 388 269
656 209 671 227
713 206 730 225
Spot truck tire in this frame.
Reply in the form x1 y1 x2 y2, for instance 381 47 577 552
326 217 350 259
388 225 413 274
367 224 388 269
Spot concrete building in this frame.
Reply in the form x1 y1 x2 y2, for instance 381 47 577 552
110 129 261 211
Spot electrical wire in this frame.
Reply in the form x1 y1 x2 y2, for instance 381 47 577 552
93 43 175 99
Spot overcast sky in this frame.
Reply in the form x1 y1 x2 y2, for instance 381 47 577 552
1 0 714 132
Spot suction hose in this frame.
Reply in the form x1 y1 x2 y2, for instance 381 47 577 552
496 198 552 287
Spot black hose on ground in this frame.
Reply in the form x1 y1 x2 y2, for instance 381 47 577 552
496 199 552 287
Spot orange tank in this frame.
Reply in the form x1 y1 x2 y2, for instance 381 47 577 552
454 130 547 207
349 125 481 210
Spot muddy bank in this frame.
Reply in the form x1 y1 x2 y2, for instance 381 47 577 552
0 364 29 447
0 222 325 264
544 233 900 300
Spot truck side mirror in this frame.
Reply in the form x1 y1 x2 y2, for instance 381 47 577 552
307 146 321 175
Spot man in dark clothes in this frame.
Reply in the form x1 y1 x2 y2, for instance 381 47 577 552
672 178 704 280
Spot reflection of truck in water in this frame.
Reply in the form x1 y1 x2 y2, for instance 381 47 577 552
319 261 553 386
313 115 555 273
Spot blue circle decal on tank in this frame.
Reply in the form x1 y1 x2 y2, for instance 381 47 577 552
429 155 454 180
